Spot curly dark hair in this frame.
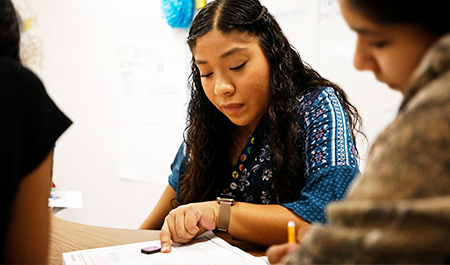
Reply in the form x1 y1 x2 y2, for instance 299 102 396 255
0 0 21 62
178 0 363 204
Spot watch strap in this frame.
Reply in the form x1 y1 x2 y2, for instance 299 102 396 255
217 197 235 232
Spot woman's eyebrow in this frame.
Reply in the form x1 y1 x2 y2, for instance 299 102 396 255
194 47 249 65
194 59 207 65
351 26 383 36
220 47 249 58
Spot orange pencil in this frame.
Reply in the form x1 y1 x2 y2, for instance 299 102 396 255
288 221 296 244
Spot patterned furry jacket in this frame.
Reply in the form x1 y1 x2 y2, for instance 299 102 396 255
283 34 450 264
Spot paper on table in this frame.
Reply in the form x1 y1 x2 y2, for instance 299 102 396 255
62 231 268 265
49 190 83 209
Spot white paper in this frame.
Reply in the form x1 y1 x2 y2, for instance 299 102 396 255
62 231 268 265
49 190 83 209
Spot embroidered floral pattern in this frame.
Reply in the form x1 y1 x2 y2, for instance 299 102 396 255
258 145 271 163
314 108 325 118
261 169 273 181
243 193 253 202
260 191 271 204
313 150 326 162
314 128 327 139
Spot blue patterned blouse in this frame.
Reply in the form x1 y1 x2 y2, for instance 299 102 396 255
168 87 359 223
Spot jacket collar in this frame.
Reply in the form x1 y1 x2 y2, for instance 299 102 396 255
400 34 450 111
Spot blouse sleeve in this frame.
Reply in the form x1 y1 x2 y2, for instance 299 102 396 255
168 141 188 196
282 87 359 223
0 59 72 182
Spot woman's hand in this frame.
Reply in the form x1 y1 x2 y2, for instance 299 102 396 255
159 201 220 253
266 225 310 264
266 243 300 264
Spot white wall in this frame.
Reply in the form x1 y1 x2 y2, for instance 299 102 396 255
18 0 402 229
20 0 186 229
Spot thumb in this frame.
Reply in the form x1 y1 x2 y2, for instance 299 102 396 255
159 221 172 253
196 203 218 231
197 215 216 231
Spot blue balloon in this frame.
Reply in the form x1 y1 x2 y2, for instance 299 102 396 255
161 0 195 29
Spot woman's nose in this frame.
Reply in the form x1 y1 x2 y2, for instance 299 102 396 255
353 36 378 72
214 75 235 96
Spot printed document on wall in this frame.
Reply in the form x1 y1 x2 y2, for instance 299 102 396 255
115 35 189 184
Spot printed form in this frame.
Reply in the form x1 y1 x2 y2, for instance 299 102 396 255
62 231 268 265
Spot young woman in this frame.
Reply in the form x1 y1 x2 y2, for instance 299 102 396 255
140 0 362 252
267 0 450 263
0 0 72 263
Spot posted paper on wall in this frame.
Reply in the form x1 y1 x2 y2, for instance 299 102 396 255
115 39 189 184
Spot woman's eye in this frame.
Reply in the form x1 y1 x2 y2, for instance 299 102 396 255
200 72 213 78
230 62 247 71
369 40 389 48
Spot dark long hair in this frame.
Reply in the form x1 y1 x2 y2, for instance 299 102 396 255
348 0 450 38
0 0 20 62
178 0 363 204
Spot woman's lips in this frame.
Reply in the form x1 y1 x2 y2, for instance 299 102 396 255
221 103 244 114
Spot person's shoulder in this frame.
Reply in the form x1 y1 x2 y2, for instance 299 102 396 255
316 86 340 100
297 86 339 108
0 59 32 76
0 58 20 68
0 59 46 96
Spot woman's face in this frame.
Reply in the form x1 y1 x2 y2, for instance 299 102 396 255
192 29 271 133
339 0 437 93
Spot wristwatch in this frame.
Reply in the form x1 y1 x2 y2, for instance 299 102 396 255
216 196 235 232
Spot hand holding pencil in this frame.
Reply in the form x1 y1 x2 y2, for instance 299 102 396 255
266 221 308 264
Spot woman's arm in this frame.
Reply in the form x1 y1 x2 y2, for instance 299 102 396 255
2 149 54 264
140 185 179 230
159 200 310 252
228 202 309 245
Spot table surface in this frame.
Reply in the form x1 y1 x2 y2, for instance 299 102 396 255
49 214 267 265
